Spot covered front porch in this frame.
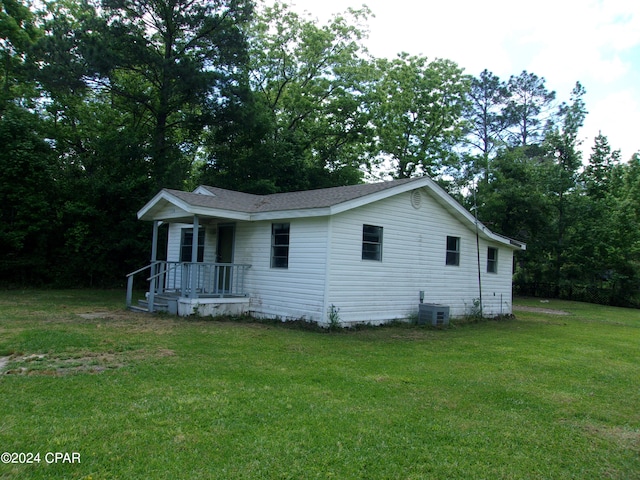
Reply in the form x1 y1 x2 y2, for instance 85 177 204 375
127 191 253 315
126 259 251 315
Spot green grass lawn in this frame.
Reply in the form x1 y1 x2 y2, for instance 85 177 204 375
0 291 639 479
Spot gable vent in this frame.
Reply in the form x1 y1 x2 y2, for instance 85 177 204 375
410 189 423 209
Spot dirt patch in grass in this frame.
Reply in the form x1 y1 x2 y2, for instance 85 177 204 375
76 310 154 321
75 310 192 334
513 305 571 315
77 312 117 320
0 347 176 376
583 423 640 450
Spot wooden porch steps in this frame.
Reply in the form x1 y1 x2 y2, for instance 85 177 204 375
128 294 178 314
127 305 152 314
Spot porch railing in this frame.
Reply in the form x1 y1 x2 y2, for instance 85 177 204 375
126 261 251 311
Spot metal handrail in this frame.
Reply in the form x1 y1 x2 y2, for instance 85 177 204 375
147 261 182 312
127 261 251 312
126 263 152 278
126 261 168 310
126 263 152 308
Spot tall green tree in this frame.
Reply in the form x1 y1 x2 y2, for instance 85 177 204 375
202 1 372 193
0 104 58 284
85 0 254 190
608 153 640 301
565 151 640 304
24 0 156 284
462 69 509 183
563 133 620 282
0 0 58 284
582 131 621 198
369 53 469 178
46 92 156 286
11 0 257 284
0 0 40 107
505 70 556 146
541 82 587 286
474 145 553 284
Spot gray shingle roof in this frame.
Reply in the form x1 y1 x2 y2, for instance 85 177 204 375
165 177 424 213
141 177 525 250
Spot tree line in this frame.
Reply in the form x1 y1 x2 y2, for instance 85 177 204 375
1 0 638 305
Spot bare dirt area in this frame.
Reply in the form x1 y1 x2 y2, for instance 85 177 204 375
0 348 176 376
75 310 189 333
513 305 571 315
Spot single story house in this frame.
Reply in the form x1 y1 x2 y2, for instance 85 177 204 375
126 177 525 326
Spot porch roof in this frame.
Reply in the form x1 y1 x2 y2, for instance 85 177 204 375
137 177 526 251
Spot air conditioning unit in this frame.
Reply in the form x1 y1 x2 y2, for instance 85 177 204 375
418 303 450 326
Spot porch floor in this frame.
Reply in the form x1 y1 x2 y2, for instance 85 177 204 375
134 291 250 317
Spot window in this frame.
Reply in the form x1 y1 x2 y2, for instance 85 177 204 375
271 223 290 268
180 228 205 262
362 225 383 261
446 236 460 266
487 247 498 273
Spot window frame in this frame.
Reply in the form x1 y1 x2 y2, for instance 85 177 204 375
445 236 460 266
362 224 383 261
180 228 205 263
487 247 498 273
271 223 290 269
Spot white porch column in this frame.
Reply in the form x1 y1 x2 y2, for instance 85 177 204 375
151 220 159 263
189 215 200 298
148 220 160 313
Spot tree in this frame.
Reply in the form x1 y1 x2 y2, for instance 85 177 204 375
474 145 552 284
83 0 254 190
368 53 469 178
561 134 620 285
201 1 373 193
0 104 58 284
46 93 158 286
583 132 621 198
609 153 640 301
0 0 40 107
541 82 587 288
505 70 556 146
567 152 640 304
0 1 61 284
462 69 509 183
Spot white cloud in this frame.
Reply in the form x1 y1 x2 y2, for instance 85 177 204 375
583 89 640 160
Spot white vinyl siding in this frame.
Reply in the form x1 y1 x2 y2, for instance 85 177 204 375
480 246 514 316
235 218 329 323
167 224 216 263
163 189 517 324
326 189 515 324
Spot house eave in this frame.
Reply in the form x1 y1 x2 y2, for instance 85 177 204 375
249 208 332 221
136 179 527 251
331 178 433 215
137 190 190 221
417 179 526 251
137 190 251 222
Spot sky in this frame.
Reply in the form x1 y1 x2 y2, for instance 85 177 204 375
276 0 640 161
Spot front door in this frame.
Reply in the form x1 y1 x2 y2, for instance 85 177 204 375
216 224 235 293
